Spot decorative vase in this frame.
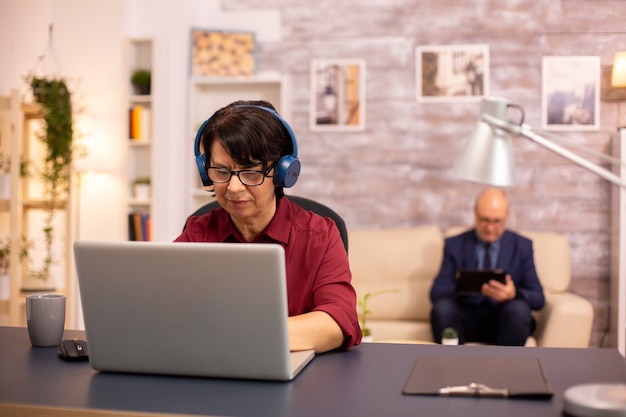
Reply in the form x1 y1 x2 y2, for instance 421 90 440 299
133 184 150 201
133 84 151 95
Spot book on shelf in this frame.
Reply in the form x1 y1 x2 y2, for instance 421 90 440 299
128 105 151 141
128 212 151 241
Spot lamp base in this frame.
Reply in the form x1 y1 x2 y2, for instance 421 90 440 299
563 383 626 417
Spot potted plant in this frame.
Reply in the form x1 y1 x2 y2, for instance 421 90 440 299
28 75 75 286
442 327 459 345
357 289 399 342
132 177 151 201
131 69 151 95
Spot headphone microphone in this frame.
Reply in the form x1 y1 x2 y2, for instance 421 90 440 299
193 105 300 190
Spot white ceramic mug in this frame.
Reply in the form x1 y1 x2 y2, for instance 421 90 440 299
26 293 66 347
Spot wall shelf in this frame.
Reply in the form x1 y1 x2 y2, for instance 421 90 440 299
125 39 154 241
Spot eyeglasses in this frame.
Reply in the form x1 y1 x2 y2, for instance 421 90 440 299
477 216 506 227
206 165 274 186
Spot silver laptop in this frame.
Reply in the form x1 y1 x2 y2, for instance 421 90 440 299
73 240 314 381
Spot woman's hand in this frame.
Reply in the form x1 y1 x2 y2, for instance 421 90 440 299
288 311 344 353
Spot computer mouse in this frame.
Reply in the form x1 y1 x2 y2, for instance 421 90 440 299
57 338 89 362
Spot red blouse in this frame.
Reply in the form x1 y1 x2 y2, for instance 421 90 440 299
175 197 362 349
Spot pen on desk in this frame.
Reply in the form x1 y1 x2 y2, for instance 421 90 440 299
439 382 509 397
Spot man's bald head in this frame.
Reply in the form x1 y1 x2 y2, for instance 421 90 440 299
474 188 509 243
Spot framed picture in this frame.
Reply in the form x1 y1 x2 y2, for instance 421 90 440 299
542 56 600 131
416 44 489 102
190 28 256 78
310 59 366 131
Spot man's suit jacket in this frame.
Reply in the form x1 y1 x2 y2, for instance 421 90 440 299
429 229 545 310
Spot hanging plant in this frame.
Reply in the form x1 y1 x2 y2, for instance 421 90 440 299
29 76 75 281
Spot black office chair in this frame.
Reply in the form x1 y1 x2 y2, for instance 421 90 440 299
183 195 349 253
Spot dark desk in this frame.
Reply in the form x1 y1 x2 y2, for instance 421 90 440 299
1 326 625 417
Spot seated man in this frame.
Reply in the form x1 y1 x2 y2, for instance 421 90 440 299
429 188 545 346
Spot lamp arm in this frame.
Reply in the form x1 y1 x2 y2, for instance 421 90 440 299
482 113 626 189
542 130 626 168
521 127 626 188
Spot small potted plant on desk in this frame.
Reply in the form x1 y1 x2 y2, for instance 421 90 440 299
441 327 459 345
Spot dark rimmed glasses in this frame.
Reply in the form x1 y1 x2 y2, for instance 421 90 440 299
206 165 274 186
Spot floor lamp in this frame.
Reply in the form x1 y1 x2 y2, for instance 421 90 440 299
452 95 626 416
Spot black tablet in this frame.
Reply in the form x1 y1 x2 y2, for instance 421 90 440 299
455 269 507 295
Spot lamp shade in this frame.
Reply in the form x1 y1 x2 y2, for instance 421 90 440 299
454 96 626 189
452 120 516 186
611 51 626 88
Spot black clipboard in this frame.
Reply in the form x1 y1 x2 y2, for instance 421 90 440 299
402 356 553 398
455 269 507 295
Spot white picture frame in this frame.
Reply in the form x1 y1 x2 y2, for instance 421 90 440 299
416 44 489 103
310 59 366 131
542 56 600 131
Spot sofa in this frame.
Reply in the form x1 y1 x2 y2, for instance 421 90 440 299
348 226 594 347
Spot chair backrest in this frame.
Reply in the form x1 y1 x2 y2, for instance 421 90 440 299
183 195 349 253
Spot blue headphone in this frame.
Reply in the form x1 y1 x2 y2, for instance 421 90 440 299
194 105 300 189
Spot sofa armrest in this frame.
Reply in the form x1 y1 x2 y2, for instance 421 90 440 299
533 292 594 348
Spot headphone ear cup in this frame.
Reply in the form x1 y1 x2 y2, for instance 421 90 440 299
274 155 301 188
195 153 212 187
193 118 213 190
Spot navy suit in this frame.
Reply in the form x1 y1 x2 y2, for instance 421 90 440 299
429 229 545 345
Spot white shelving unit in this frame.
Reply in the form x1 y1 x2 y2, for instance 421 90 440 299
611 127 626 356
186 73 289 215
125 39 153 241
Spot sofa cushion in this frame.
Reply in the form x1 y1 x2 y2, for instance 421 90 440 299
520 231 571 293
349 226 443 322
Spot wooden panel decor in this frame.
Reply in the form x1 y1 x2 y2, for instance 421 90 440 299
190 28 256 78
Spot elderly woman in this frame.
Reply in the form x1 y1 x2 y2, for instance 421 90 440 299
175 100 361 353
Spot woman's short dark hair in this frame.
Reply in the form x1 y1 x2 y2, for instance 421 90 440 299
200 100 294 198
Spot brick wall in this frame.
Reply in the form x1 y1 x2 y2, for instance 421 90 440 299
224 0 626 347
